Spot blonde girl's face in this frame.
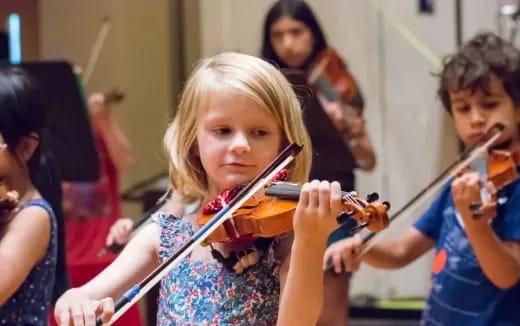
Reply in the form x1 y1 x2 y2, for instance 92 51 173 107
195 91 283 196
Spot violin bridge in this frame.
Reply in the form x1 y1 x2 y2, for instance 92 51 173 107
471 154 491 204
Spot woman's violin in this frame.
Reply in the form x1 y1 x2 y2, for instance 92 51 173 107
307 48 363 109
196 173 391 245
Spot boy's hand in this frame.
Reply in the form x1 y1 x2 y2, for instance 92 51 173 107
293 180 344 244
451 172 497 225
323 233 363 273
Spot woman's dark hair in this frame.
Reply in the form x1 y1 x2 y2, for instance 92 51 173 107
438 32 520 112
0 67 69 302
261 0 328 69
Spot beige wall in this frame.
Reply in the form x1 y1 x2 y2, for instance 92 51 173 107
39 0 178 217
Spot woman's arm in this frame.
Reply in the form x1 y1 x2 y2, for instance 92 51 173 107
0 207 50 304
88 93 134 173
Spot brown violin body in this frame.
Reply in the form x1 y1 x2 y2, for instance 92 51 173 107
308 48 361 107
197 182 390 244
196 196 296 243
462 147 520 220
486 149 519 189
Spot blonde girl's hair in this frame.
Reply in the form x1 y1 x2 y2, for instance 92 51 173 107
164 52 312 204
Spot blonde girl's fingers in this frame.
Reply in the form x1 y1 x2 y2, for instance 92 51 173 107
330 181 343 215
97 297 115 324
308 180 320 208
318 180 331 214
80 301 96 326
299 182 310 208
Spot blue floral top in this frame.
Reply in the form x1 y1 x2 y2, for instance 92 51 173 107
0 198 57 326
154 211 283 325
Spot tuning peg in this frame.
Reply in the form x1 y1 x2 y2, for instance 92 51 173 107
366 192 379 203
383 201 391 210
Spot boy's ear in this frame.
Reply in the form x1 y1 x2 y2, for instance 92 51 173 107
16 133 40 164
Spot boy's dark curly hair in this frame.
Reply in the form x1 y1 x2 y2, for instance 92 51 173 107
438 32 520 113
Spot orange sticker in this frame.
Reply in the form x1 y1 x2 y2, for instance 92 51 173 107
433 249 447 274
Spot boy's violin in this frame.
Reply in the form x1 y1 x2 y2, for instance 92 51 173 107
464 148 520 220
196 173 391 244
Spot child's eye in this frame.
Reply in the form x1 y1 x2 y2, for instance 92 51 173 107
252 129 269 137
213 127 231 135
482 101 499 109
454 105 470 113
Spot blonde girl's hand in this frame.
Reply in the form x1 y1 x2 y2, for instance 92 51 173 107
54 288 114 326
323 233 363 273
106 218 134 247
293 180 344 244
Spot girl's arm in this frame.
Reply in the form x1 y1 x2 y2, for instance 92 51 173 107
55 223 161 325
277 181 343 326
0 207 50 304
278 236 329 326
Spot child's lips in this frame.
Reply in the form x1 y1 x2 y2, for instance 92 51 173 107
469 132 485 143
224 162 252 167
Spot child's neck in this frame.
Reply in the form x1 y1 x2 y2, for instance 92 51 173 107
7 174 37 203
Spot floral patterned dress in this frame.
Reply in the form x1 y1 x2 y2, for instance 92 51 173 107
155 211 283 325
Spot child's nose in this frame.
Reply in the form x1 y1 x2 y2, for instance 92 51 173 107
282 35 294 50
229 132 251 154
470 109 486 125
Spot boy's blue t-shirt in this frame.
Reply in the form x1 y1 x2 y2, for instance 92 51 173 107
414 177 520 326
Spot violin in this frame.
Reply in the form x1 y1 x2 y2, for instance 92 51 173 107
463 148 520 220
196 179 391 244
0 179 19 235
307 48 363 109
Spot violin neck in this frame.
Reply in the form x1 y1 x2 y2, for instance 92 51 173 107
265 183 353 201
